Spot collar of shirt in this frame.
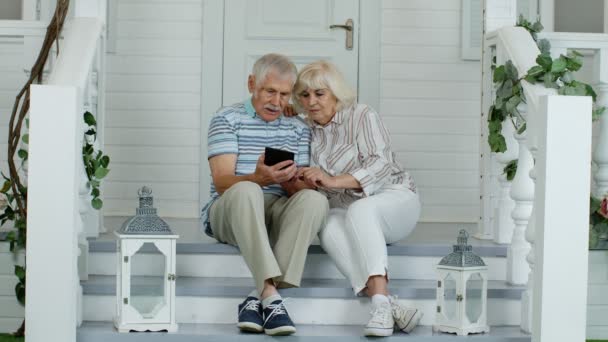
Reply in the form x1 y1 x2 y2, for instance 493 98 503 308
312 108 346 129
244 97 283 125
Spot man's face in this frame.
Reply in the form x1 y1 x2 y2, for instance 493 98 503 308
248 70 293 122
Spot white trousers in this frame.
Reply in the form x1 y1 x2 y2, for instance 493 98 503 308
318 185 421 294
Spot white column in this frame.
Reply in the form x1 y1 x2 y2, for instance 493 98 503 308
27 85 80 342
533 95 591 342
507 131 533 285
521 103 539 333
593 49 608 198
493 119 519 244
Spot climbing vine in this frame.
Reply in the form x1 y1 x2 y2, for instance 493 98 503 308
488 16 605 178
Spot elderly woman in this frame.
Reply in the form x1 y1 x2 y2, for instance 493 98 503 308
292 61 422 337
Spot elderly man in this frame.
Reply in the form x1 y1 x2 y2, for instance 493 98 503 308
200 53 328 336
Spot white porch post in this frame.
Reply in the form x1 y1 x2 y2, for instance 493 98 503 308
533 95 591 342
26 85 80 342
478 0 518 240
593 48 608 198
507 131 532 285
493 118 519 244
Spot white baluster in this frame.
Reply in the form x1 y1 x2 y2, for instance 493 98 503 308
520 102 539 333
507 131 533 285
593 81 608 198
493 118 519 244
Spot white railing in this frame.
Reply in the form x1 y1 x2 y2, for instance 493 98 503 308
482 27 592 342
26 5 106 342
537 32 608 199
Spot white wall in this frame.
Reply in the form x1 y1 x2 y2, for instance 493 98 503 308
103 0 202 218
0 242 24 333
587 251 608 339
379 0 481 222
0 40 27 181
0 1 22 20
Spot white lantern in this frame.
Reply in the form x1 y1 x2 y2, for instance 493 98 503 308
114 187 178 333
434 230 489 336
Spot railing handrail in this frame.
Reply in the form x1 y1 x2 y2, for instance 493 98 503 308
540 31 608 49
47 18 103 88
487 27 557 117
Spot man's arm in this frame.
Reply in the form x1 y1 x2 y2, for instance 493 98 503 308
210 153 298 195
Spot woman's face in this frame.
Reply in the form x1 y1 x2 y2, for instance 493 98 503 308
298 87 338 125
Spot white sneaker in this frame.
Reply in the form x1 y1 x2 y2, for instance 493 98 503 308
364 302 394 337
390 296 423 333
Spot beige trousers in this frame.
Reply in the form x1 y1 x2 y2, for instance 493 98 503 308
210 181 329 294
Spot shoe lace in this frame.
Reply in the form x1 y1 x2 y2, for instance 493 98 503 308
368 303 392 325
240 299 260 315
389 295 406 318
264 299 289 324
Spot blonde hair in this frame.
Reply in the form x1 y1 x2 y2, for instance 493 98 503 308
293 60 356 113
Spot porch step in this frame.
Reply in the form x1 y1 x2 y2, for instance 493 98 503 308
89 219 509 280
77 322 531 342
81 276 524 326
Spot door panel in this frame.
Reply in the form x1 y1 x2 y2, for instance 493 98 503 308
223 0 359 106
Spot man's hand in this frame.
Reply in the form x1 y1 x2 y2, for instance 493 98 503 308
253 154 298 186
280 174 315 196
298 167 336 189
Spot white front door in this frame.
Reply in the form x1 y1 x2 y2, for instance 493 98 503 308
222 0 359 105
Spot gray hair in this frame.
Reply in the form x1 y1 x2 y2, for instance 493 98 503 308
293 60 356 113
252 53 297 87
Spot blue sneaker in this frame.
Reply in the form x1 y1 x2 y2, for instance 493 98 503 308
262 299 296 336
237 296 264 333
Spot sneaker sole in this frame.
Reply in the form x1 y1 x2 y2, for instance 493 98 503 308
399 310 423 333
265 326 297 336
364 327 393 337
237 322 264 333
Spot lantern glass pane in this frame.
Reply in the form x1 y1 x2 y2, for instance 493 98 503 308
466 272 483 323
443 273 457 321
130 242 166 318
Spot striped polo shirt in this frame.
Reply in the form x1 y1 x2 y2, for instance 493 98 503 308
200 98 311 237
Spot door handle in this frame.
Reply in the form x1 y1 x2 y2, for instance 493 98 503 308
329 18 353 50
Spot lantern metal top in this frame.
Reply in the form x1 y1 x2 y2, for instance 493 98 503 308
438 230 486 267
119 186 173 235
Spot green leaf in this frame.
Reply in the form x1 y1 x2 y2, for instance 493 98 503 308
25 118 29 129
536 53 553 71
15 281 25 306
91 198 103 210
488 119 502 133
506 95 521 113
505 61 519 81
21 134 29 144
14 265 25 282
551 56 567 73
593 106 606 121
584 83 598 102
17 149 28 160
543 72 558 89
526 65 544 78
85 129 96 136
94 167 110 179
493 65 506 83
503 159 518 181
517 122 527 134
537 39 551 54
84 111 96 127
531 20 544 33
488 132 507 153
566 55 583 72
0 180 10 193
91 188 100 197
497 80 513 98
100 155 110 168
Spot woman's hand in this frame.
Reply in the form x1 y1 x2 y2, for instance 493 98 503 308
298 167 336 189
283 104 297 117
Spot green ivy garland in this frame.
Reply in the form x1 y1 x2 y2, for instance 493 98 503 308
83 111 110 209
488 16 605 179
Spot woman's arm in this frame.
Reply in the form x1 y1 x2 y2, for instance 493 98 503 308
299 167 361 190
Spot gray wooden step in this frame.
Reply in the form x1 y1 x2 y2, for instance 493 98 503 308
77 322 531 342
81 276 524 326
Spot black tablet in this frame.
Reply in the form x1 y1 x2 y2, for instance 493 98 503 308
264 147 295 166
